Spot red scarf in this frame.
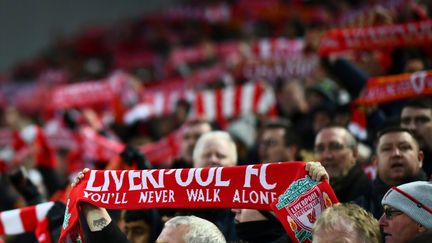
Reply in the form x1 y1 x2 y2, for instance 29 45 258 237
0 124 183 168
0 201 55 243
348 105 368 141
319 20 432 55
59 162 338 243
356 70 432 105
125 82 277 126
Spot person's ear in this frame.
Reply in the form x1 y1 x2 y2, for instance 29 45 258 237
418 223 427 233
351 148 359 165
418 150 424 168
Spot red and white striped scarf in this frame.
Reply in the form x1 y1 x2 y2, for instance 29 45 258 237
124 82 277 125
0 201 55 243
0 125 57 172
1 122 183 170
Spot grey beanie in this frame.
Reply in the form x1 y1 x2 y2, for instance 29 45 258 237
381 181 432 229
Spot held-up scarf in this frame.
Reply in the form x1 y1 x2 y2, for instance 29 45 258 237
124 82 277 126
0 126 57 172
356 70 432 106
319 19 432 55
0 201 55 243
59 162 338 243
0 122 182 169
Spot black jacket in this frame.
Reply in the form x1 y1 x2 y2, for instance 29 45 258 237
355 170 427 219
330 163 372 203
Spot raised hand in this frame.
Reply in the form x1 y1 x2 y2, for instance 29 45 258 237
305 161 329 182
71 168 90 188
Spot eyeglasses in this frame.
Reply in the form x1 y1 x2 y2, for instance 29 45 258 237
383 207 403 220
314 142 350 154
260 139 282 148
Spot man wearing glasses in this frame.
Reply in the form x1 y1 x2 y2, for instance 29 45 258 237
379 181 432 243
258 119 301 164
314 126 371 202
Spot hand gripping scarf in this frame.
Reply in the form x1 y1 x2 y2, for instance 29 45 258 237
59 162 338 243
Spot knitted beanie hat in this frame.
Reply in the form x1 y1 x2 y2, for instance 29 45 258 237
381 181 432 229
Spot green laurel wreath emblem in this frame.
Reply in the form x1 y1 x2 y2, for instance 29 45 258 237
62 199 72 229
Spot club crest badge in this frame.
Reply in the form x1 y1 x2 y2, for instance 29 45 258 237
62 199 71 230
276 176 332 242
410 71 427 94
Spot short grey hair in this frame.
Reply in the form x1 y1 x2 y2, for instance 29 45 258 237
317 126 357 150
312 203 380 243
165 216 226 243
192 131 237 165
343 128 357 149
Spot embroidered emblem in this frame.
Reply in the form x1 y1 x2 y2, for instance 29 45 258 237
276 176 324 242
276 176 319 209
62 199 71 229
410 71 427 94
